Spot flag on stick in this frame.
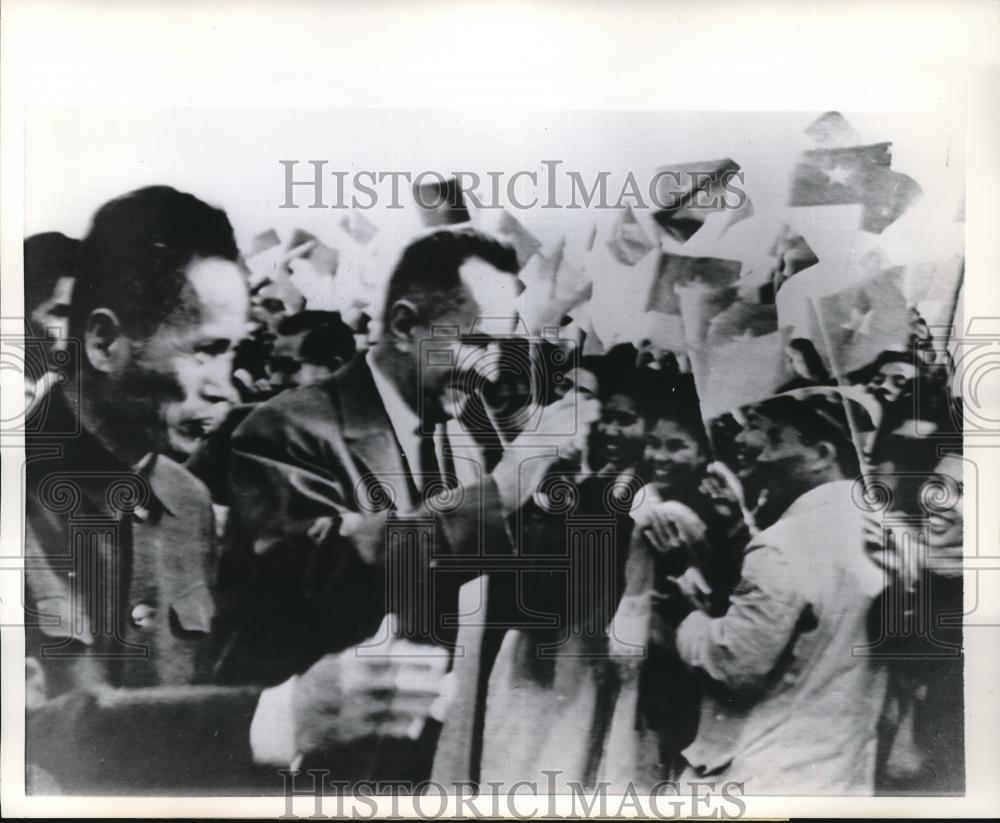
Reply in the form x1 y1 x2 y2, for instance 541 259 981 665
789 143 893 207
413 177 471 227
288 236 341 311
517 240 593 335
808 268 912 375
789 142 921 235
496 210 543 270
805 111 864 149
652 157 742 243
676 282 738 349
248 228 281 256
607 206 656 266
645 253 742 315
705 300 779 348
693 327 794 421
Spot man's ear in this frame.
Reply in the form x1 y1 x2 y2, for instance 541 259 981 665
84 309 127 374
385 300 420 351
812 439 839 472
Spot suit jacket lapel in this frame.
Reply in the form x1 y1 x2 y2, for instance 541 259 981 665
331 355 504 510
333 356 417 511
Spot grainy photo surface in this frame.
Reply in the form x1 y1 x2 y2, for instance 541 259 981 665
1 2 997 819
15 108 967 796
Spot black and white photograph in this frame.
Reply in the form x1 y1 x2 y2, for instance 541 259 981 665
1 2 998 818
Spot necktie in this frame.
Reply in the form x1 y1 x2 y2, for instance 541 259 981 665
418 422 457 502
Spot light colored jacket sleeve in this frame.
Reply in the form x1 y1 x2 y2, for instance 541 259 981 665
676 543 806 695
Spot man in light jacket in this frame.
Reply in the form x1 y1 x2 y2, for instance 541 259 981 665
673 392 888 795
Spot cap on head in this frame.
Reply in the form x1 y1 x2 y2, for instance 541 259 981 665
750 390 865 477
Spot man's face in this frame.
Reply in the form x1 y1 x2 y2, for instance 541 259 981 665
735 410 822 514
592 393 644 472
866 361 917 405
643 418 705 495
729 409 768 485
31 276 74 354
267 330 309 391
416 257 520 421
557 367 598 400
123 258 249 456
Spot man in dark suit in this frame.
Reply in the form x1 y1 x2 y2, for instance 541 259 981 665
218 228 599 777
23 186 268 792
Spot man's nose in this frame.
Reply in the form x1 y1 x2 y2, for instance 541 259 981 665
200 358 239 404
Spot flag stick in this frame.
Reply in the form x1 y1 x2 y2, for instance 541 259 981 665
809 296 872 491
682 345 720 460
944 259 965 357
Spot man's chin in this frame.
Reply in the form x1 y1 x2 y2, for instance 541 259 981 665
165 432 200 461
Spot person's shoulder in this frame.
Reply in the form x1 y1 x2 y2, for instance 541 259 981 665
150 453 212 510
218 402 258 435
747 481 861 557
235 378 341 437
782 480 861 535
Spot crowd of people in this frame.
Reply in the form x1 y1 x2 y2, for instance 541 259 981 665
21 179 964 797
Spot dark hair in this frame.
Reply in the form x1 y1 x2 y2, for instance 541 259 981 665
591 345 712 455
847 348 917 385
381 228 518 326
71 186 240 340
787 337 831 382
635 371 712 456
24 232 79 324
298 317 357 369
277 309 343 337
592 344 644 401
752 393 862 477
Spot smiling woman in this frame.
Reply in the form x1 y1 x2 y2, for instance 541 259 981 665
922 450 964 577
871 439 965 795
